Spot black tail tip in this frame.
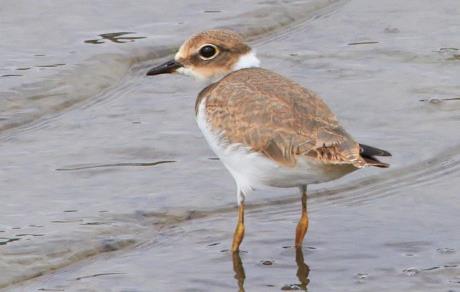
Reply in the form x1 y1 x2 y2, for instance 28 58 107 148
359 143 391 168
359 143 391 157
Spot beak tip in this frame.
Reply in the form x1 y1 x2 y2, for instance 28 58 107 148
146 59 182 76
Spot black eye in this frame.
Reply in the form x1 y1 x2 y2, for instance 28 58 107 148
199 45 218 59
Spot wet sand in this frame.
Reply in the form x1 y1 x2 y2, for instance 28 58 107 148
1 0 460 291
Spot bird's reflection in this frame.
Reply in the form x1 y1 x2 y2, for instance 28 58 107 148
232 252 246 292
231 247 310 291
295 247 310 290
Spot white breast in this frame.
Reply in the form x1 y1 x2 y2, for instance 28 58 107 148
196 98 347 196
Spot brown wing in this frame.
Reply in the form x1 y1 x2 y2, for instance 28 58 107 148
197 68 367 168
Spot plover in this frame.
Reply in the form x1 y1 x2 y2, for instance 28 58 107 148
146 29 391 252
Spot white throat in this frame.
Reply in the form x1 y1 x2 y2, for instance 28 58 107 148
233 50 261 71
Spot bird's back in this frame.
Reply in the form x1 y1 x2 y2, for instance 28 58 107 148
197 68 372 167
196 67 368 168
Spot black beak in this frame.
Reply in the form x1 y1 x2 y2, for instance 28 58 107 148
146 59 183 76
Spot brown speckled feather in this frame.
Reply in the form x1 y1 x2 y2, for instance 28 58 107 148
197 67 368 168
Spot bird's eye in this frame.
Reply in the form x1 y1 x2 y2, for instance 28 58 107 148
199 44 218 60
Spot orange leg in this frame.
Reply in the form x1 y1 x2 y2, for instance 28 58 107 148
295 186 309 248
231 202 245 252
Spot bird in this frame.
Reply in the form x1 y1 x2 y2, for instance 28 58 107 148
146 29 391 253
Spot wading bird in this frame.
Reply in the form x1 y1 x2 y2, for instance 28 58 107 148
146 29 390 253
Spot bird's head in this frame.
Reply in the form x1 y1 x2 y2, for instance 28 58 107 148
146 29 260 82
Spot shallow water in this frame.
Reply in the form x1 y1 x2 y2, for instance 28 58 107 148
0 0 336 132
1 0 460 291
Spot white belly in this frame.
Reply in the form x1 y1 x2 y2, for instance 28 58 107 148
196 99 354 195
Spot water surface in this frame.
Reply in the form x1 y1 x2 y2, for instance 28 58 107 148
1 0 460 291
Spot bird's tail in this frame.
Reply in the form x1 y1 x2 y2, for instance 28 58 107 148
359 144 391 168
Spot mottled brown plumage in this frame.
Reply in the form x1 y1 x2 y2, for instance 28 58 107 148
146 29 391 252
197 67 382 169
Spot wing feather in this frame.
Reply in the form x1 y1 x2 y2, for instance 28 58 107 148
198 68 366 167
